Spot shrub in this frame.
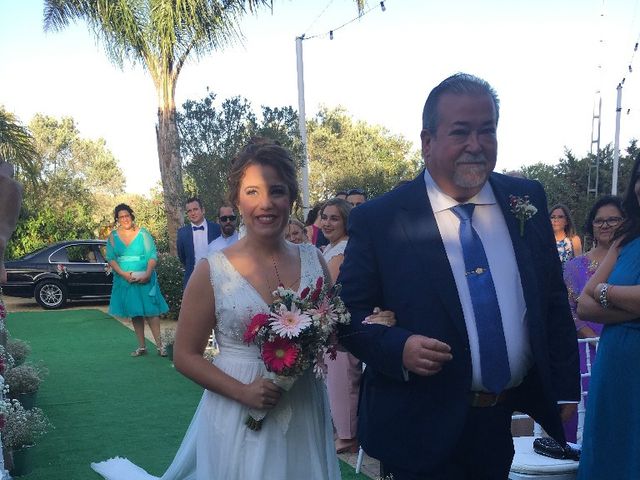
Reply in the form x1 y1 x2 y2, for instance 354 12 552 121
5 363 47 395
1 399 52 449
156 253 184 321
6 339 31 366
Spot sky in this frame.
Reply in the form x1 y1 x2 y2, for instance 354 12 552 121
1 0 640 195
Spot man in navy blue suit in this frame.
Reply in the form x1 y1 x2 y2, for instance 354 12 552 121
176 197 220 286
338 73 579 479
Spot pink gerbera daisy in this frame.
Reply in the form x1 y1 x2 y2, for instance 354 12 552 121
243 313 270 344
270 304 312 338
262 337 299 373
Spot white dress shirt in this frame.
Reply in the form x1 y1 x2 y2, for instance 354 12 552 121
191 221 209 263
424 169 533 391
207 231 239 254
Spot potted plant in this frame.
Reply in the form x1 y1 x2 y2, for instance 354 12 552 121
4 363 47 409
1 399 51 477
5 339 30 367
160 327 176 361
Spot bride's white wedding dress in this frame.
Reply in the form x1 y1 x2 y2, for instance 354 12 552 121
91 243 341 480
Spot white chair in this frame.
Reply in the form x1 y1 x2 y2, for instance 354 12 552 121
509 337 599 480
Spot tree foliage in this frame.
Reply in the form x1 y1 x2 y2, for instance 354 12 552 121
519 140 638 243
7 114 125 258
306 106 422 203
177 91 302 213
0 107 37 184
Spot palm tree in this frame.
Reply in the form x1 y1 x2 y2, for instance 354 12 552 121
0 107 38 184
43 1 364 255
43 0 275 255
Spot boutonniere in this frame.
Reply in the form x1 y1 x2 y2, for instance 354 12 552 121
509 195 538 237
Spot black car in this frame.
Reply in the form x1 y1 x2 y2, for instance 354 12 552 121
2 240 113 309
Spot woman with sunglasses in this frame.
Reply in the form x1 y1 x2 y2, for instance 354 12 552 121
561 195 624 442
576 154 640 479
550 203 583 263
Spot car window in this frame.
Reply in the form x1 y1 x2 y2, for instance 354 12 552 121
67 245 100 263
97 245 107 262
49 247 69 263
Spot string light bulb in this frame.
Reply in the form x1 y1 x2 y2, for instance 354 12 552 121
329 30 334 40
380 1 386 11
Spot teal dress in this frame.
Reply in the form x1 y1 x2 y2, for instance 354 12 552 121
578 236 640 479
106 228 169 318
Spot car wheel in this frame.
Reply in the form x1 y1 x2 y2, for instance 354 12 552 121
35 280 67 309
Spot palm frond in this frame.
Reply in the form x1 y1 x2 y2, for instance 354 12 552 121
0 108 39 184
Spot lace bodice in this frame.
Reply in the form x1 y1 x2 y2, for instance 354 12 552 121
208 243 324 347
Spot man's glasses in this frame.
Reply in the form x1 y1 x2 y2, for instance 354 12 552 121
592 217 623 228
220 215 237 223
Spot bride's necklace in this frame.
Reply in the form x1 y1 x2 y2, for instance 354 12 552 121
266 253 300 292
271 254 283 287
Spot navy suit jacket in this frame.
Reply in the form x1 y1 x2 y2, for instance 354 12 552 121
337 171 580 474
176 220 221 286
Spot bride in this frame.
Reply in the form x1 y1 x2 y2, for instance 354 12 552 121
92 140 389 480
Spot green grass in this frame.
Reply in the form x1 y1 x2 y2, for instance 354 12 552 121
5 309 368 479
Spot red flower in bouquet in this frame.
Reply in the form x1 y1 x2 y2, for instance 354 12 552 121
310 276 324 302
243 313 270 344
261 337 299 374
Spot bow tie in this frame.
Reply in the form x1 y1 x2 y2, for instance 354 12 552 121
192 225 205 231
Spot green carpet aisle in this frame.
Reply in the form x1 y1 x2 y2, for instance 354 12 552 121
5 309 367 480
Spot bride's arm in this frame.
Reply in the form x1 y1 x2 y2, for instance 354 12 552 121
174 261 281 410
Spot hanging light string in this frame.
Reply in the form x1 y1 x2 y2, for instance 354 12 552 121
302 1 388 41
618 32 639 115
302 0 336 36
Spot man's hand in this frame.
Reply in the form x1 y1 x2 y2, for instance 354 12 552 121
402 334 453 376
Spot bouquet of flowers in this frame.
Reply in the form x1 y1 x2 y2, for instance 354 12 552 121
243 276 350 431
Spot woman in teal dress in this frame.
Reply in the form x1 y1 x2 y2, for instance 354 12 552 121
577 154 640 479
107 204 169 357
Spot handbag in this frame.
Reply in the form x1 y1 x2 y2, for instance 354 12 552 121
533 437 580 461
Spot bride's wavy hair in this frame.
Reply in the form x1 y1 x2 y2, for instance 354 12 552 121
227 137 300 209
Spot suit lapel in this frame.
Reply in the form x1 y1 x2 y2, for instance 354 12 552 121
397 176 468 343
185 227 195 263
489 175 542 327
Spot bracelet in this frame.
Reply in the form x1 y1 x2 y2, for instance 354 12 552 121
598 283 611 309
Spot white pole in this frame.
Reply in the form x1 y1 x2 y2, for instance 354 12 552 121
296 36 311 219
612 83 622 195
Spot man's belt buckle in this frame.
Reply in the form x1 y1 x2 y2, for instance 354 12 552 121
469 391 504 407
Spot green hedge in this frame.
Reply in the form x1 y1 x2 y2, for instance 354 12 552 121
156 254 183 320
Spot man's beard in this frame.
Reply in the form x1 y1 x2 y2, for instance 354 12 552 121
453 154 492 189
222 225 236 236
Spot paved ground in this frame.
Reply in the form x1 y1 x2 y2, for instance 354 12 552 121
2 294 381 478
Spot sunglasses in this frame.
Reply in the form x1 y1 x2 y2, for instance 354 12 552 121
220 215 237 222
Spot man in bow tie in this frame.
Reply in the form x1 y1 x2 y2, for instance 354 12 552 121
338 73 579 479
177 197 221 286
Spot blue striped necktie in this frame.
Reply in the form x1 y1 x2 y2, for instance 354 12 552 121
451 203 511 394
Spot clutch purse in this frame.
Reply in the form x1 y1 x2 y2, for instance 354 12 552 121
130 271 147 280
533 437 580 461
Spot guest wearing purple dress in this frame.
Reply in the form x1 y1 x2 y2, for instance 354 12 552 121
562 195 624 442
